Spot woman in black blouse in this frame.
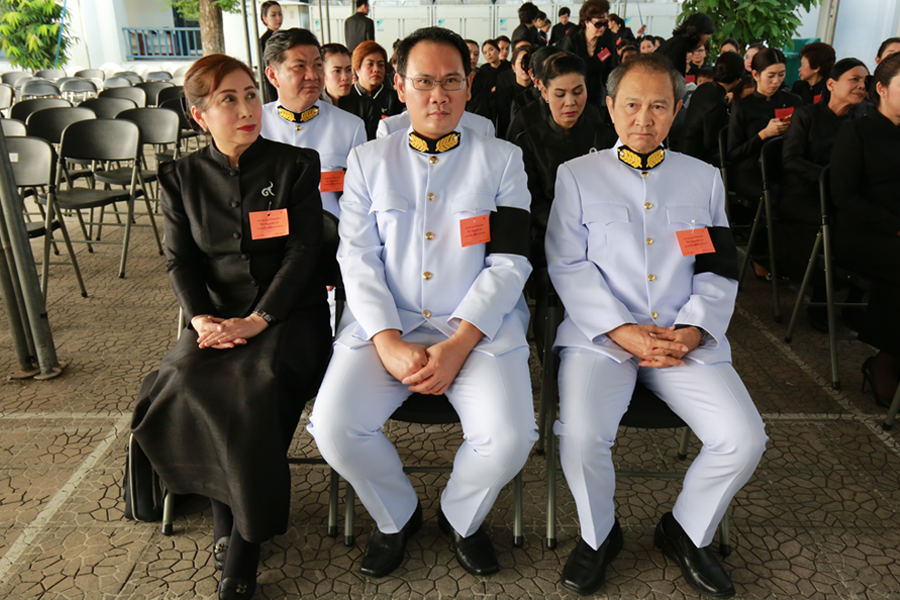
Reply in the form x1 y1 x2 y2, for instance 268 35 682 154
656 13 714 77
830 53 900 406
679 51 744 164
351 41 402 118
494 46 532 139
131 55 331 600
322 43 379 139
560 0 618 105
790 42 835 105
727 48 802 203
515 53 616 355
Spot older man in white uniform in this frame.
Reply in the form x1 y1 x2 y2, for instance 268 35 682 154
376 109 496 139
310 27 537 579
545 54 767 598
260 28 367 217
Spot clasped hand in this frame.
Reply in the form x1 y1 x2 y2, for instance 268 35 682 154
191 313 269 350
607 324 702 368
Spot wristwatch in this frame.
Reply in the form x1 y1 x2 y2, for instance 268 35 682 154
676 324 710 346
253 309 274 324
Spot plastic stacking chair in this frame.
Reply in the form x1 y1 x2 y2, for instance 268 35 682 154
538 287 732 554
159 211 345 536
20 79 61 100
145 71 173 82
49 119 151 278
9 98 71 123
34 68 66 80
99 86 146 108
159 97 201 153
103 76 133 89
114 71 143 85
26 106 96 144
6 136 88 298
784 167 870 391
0 83 14 114
60 79 98 102
1 118 27 137
79 97 137 118
1 71 32 87
135 81 174 106
75 69 105 81
156 85 183 107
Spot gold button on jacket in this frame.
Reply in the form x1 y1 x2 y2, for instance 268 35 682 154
427 193 435 201
425 232 434 240
423 310 432 318
648 274 656 282
429 156 438 164
423 271 433 280
644 202 653 209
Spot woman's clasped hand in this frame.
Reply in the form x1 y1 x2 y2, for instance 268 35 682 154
191 314 269 349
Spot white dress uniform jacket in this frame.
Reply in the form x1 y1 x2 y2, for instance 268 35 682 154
336 125 531 356
261 101 367 217
376 110 496 140
548 141 737 365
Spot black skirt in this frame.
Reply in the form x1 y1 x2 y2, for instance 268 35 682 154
131 302 331 543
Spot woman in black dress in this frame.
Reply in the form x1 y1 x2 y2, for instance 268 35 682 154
351 40 402 118
560 0 618 105
679 51 744 164
830 53 900 406
258 1 282 104
656 13 714 77
493 46 533 140
131 55 331 600
515 52 616 355
322 43 379 139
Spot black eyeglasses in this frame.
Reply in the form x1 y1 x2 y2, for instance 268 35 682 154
590 19 608 28
403 76 466 91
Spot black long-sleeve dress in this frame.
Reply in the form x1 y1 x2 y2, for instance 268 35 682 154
791 78 828 106
337 92 380 140
131 137 332 543
830 110 900 355
678 81 729 165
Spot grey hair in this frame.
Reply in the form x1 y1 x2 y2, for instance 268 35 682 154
606 53 687 105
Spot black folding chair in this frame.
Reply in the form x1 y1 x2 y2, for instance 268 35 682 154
1 118 27 137
100 86 146 108
34 68 66 80
6 136 88 298
20 79 60 100
79 97 137 118
75 69 105 81
9 97 71 122
60 79 98 103
102 76 133 89
135 81 174 106
114 71 143 85
784 166 870 391
0 83 14 114
159 97 201 153
1 71 32 87
145 71 173 82
737 137 784 321
25 106 97 144
156 85 184 106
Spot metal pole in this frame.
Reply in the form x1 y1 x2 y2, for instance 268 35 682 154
250 0 265 93
0 129 62 379
240 0 253 68
0 209 37 374
324 0 332 43
318 0 326 41
0 179 37 363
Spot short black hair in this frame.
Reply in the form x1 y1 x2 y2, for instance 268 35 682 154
321 43 351 60
721 38 742 53
260 1 280 21
496 35 511 45
713 51 744 84
518 2 539 25
607 52 686 103
542 52 587 86
828 57 867 82
750 47 786 74
535 11 548 23
558 7 570 17
871 52 900 105
697 65 715 80
396 27 472 77
355 0 368 8
264 27 321 66
877 37 900 60
530 47 564 81
799 41 835 78
608 13 625 27
482 39 500 52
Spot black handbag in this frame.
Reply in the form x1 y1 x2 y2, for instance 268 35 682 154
123 371 164 522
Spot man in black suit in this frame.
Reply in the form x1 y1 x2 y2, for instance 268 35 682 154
344 0 375 54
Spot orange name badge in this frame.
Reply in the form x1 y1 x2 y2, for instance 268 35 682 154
320 170 345 193
676 227 716 257
249 208 289 240
460 215 491 248
598 47 612 62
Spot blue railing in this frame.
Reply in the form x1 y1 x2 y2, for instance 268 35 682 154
123 27 203 60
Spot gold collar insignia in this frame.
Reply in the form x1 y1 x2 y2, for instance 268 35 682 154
408 130 461 155
277 105 319 124
617 146 666 171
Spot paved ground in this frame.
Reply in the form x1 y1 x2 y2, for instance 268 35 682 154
1 173 899 599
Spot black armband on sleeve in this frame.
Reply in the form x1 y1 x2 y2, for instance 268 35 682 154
486 206 531 259
694 226 739 280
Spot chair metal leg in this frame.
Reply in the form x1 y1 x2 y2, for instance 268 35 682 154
737 199 765 289
73 209 94 253
822 224 841 390
118 200 134 278
142 196 163 255
344 483 356 547
718 511 731 557
56 212 88 298
40 203 53 299
161 490 175 535
785 231 822 343
328 469 340 537
513 470 524 547
883 385 900 431
677 427 690 460
763 190 781 322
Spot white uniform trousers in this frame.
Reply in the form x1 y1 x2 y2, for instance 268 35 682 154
555 348 767 550
309 326 538 537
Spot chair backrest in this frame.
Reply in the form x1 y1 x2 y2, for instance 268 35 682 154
1 71 31 86
159 97 192 131
135 81 174 106
78 97 138 118
60 79 98 94
1 118 28 137
9 98 71 122
117 107 180 145
26 106 97 144
34 68 66 80
759 136 784 191
99 86 146 108
6 135 55 188
13 76 37 90
114 71 143 85
59 118 141 162
75 69 105 81
21 79 61 99
156 85 184 106
0 83 13 110
103 76 133 89
55 77 79 87
145 71 173 82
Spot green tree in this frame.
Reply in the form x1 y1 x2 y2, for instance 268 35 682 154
0 0 75 70
164 0 239 55
679 0 822 53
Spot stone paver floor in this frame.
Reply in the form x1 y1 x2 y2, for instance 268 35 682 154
1 183 899 599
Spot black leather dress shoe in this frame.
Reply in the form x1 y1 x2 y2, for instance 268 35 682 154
359 501 423 578
213 536 230 571
654 512 735 598
218 576 256 599
438 509 500 576
560 519 624 596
